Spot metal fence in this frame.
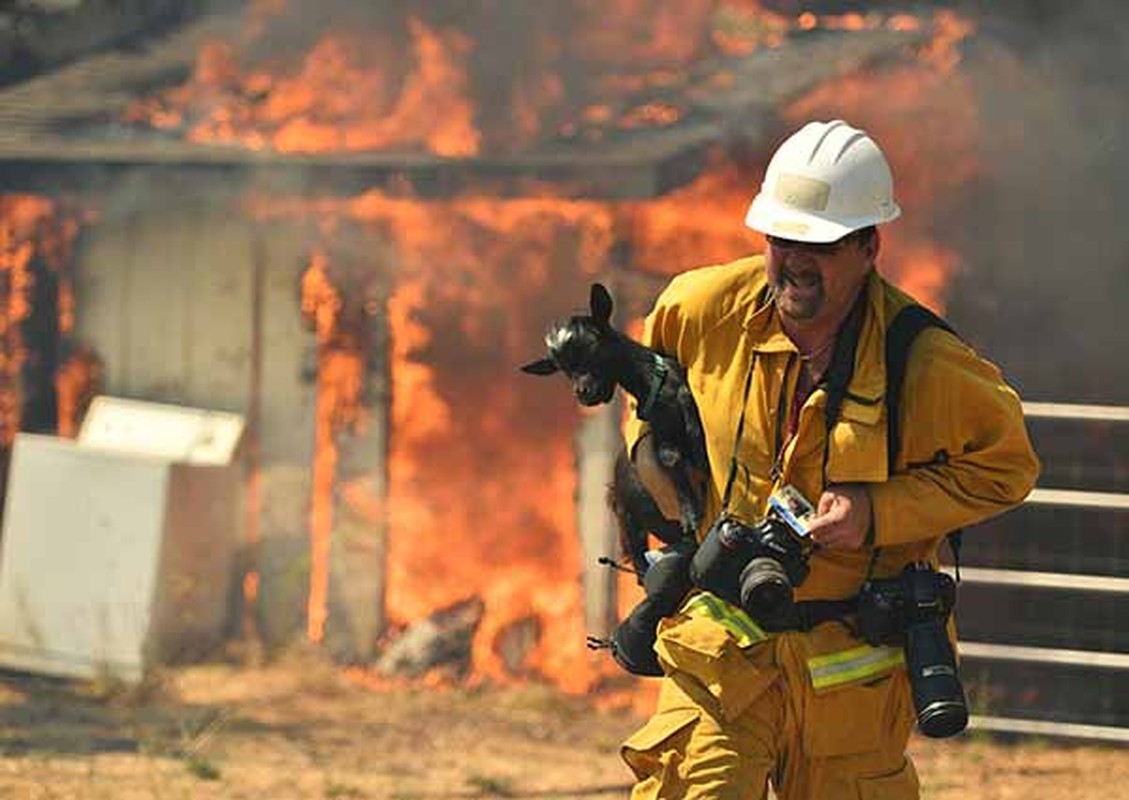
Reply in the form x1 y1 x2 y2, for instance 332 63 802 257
956 402 1129 743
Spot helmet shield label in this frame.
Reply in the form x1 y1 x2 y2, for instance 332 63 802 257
774 173 830 212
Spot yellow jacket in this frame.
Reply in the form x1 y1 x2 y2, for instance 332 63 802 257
626 255 1040 600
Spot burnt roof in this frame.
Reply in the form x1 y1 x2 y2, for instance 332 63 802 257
0 9 928 199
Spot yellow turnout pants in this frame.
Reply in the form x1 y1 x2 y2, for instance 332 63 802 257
620 600 919 800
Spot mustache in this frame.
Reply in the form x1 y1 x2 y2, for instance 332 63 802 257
774 266 822 287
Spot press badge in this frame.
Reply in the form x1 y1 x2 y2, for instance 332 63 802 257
768 484 816 538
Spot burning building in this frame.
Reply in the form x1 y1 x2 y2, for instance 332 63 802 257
0 0 1125 734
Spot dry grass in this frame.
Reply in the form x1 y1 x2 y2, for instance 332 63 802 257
0 648 1123 799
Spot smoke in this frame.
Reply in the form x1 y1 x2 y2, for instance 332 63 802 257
943 0 1129 403
749 1 1129 404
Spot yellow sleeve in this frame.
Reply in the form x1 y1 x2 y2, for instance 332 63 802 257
869 329 1040 546
621 257 765 458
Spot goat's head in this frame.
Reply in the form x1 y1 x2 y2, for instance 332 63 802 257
520 283 619 406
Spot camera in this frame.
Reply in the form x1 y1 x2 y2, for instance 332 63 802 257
858 562 969 738
605 540 696 677
690 512 813 628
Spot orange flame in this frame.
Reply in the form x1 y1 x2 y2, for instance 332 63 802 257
0 196 84 444
372 197 614 691
128 18 480 156
622 150 764 274
299 250 367 643
254 191 624 690
55 345 100 440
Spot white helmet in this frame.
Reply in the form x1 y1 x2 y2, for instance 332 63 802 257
745 120 900 243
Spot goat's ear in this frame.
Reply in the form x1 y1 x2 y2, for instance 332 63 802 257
590 283 613 327
520 357 559 376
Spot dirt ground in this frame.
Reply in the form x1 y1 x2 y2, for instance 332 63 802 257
0 648 1124 800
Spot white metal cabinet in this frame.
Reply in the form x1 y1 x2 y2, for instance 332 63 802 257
0 397 244 682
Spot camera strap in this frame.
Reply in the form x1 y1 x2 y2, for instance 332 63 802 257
721 283 868 516
719 344 758 515
718 285 775 515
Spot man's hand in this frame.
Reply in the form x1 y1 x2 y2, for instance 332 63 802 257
806 483 872 550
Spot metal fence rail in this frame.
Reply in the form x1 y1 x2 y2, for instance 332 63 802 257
1022 402 1129 422
1026 488 1129 511
958 567 1129 594
968 715 1129 744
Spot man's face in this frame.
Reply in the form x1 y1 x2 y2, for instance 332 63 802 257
765 229 879 325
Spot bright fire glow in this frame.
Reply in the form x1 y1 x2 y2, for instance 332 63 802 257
0 196 86 443
127 20 480 156
254 192 622 691
298 249 369 643
347 194 617 691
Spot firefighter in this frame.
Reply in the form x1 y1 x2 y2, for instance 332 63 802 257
620 119 1039 799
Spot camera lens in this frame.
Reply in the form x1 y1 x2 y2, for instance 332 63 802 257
739 557 793 619
917 699 970 739
902 566 970 739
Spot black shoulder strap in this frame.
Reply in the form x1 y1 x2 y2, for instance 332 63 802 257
818 291 869 486
884 304 955 470
883 303 963 577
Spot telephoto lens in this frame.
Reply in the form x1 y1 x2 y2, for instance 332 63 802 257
902 563 968 738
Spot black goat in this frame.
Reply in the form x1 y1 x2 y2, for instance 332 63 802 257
521 283 709 568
